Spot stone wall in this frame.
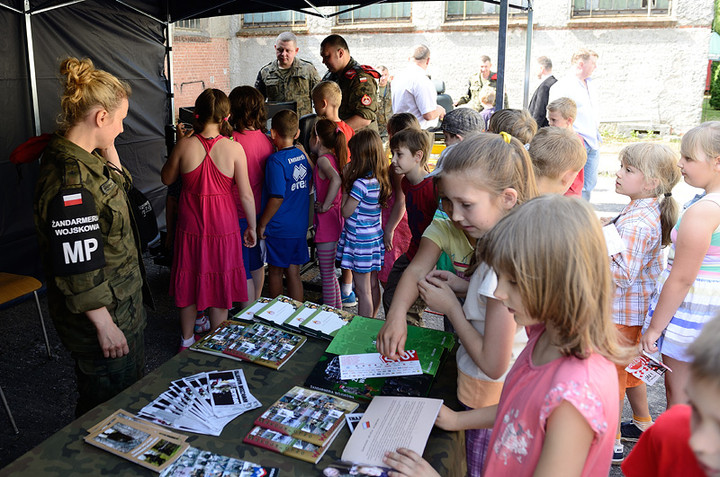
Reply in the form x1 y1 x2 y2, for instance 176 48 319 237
225 0 713 134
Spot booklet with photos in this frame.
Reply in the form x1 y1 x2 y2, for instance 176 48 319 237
190 321 250 359
84 411 189 473
254 386 358 446
159 446 279 477
222 322 306 369
244 425 336 464
190 320 306 370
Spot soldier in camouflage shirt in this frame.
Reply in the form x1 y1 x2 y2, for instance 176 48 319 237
255 31 320 118
455 55 507 111
376 65 393 140
33 58 148 416
320 34 380 133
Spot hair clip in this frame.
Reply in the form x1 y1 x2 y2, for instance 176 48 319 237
335 127 341 134
664 192 672 197
498 131 512 144
524 143 530 150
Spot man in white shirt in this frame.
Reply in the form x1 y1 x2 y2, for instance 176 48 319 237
391 44 445 130
549 49 601 201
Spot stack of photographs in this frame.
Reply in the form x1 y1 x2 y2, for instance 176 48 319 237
84 410 190 473
138 369 260 436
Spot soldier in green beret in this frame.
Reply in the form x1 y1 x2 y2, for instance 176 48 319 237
255 31 321 118
34 57 150 416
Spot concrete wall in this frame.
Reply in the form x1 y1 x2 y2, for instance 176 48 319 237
224 0 713 134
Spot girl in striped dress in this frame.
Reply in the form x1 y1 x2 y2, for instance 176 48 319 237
641 121 720 407
336 129 391 318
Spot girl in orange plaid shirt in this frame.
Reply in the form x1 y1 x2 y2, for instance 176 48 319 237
602 143 680 464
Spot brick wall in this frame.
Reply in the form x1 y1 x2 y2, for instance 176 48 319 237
172 36 230 120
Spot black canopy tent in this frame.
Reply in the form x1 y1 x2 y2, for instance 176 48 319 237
0 0 531 278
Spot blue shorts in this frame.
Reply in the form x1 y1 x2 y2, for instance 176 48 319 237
265 236 309 268
239 218 263 277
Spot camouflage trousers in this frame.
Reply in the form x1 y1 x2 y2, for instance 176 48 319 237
72 328 145 417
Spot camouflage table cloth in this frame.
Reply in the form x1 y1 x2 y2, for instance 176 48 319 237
1 336 466 476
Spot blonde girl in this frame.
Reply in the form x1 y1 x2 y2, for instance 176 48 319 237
336 129 391 318
309 118 348 309
385 132 536 474
162 88 256 350
640 122 720 407
606 143 680 461
384 196 631 477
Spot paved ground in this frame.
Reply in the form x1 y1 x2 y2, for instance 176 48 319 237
0 137 701 474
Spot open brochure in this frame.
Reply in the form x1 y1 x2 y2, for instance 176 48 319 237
341 396 443 468
84 410 190 473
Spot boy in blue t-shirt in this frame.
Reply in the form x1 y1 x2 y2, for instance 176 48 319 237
257 110 310 301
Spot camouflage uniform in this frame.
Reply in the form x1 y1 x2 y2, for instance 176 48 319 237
322 57 379 132
456 71 507 111
34 133 149 415
255 58 321 117
377 82 393 139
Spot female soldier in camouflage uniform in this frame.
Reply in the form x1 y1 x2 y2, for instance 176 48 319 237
34 58 149 416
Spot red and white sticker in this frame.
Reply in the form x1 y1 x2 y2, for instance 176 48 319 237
361 94 372 106
63 193 83 207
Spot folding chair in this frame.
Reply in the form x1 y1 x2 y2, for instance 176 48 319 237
0 272 53 434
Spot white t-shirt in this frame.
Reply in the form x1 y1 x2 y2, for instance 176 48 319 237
548 74 601 150
457 262 528 382
391 62 439 129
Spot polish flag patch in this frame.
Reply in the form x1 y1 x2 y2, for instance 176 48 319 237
63 193 82 207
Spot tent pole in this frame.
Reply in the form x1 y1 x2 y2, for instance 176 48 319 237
167 21 175 124
23 0 41 136
523 2 533 108
496 0 508 110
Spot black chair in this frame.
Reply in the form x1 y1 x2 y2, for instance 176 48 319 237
265 101 297 131
297 113 319 277
297 113 317 156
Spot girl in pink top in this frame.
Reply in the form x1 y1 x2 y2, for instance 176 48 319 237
309 118 348 308
162 89 256 351
384 196 633 477
229 86 274 305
